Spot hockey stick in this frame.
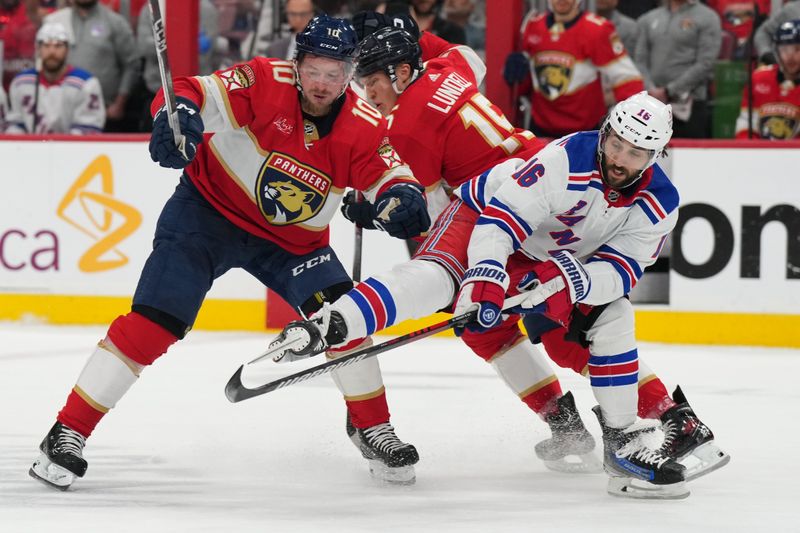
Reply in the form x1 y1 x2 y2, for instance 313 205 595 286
147 0 188 159
224 291 540 403
352 192 363 283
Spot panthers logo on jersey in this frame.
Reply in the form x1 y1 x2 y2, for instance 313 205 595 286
759 102 799 140
533 51 574 100
256 152 331 225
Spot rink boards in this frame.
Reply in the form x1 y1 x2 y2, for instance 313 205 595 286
0 135 798 347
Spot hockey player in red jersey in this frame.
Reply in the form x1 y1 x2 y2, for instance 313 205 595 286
29 15 431 491
735 19 800 139
503 0 644 136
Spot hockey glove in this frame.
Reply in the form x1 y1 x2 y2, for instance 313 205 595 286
149 96 204 169
373 183 431 240
340 190 378 229
507 251 590 327
453 260 510 335
503 52 530 86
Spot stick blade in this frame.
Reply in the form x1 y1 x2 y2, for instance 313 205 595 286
224 365 270 403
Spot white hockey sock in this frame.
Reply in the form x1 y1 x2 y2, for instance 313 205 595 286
490 339 559 417
333 260 455 341
585 299 638 428
328 338 386 399
74 338 144 412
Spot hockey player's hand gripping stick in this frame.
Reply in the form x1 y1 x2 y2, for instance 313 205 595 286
148 0 188 160
224 290 544 403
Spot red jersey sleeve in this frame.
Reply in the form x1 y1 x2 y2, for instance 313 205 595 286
584 14 644 100
151 57 291 132
420 31 455 61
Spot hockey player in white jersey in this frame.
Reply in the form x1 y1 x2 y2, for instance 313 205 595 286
267 93 728 498
5 22 105 134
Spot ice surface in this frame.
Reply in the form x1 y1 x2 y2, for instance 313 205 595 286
2 324 798 532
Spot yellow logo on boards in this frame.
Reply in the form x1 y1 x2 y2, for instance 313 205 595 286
56 155 142 272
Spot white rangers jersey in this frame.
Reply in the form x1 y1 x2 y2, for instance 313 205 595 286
5 66 105 134
455 131 679 306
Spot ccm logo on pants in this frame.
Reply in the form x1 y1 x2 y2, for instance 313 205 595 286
292 253 331 276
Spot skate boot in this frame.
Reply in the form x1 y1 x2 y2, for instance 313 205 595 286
534 392 602 474
660 386 730 481
346 413 419 485
29 422 88 491
593 406 688 500
269 303 348 363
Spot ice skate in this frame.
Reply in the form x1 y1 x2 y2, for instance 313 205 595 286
535 392 602 474
266 304 348 364
29 422 88 491
660 386 730 482
593 406 689 500
346 413 419 485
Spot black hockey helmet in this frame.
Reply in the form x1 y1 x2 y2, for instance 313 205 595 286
355 26 423 83
295 14 359 63
774 19 800 46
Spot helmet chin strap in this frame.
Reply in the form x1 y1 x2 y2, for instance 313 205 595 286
391 70 420 95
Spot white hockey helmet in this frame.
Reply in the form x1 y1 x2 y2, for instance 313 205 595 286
36 22 73 46
605 91 673 153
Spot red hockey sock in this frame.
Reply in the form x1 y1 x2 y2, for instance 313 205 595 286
638 376 677 419
521 378 563 417
346 390 390 429
107 312 178 366
57 390 105 438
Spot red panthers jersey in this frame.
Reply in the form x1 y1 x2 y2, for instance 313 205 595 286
735 65 800 140
153 57 418 255
519 11 644 135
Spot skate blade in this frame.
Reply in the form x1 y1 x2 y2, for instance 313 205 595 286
681 442 731 482
542 452 603 474
607 476 689 500
29 455 75 491
367 460 416 486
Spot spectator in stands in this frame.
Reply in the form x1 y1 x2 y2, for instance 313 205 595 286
736 18 800 139
443 0 484 53
634 0 722 138
0 0 39 91
410 0 465 44
45 0 140 132
503 0 643 137
5 22 105 134
136 0 219 131
707 0 770 59
265 0 316 60
100 0 146 29
596 0 638 55
755 0 800 64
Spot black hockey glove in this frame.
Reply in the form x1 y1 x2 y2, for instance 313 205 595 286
149 96 204 169
340 190 378 229
503 52 529 86
373 183 430 240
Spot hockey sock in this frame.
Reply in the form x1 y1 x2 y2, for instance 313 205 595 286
329 338 391 428
489 337 562 418
637 361 677 419
345 389 391 429
56 313 178 437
